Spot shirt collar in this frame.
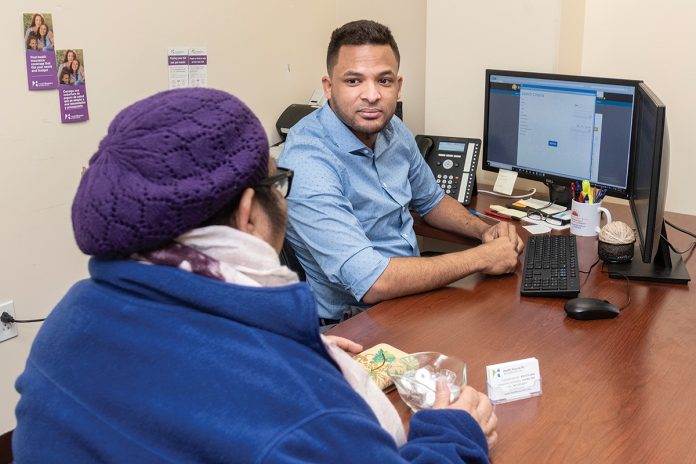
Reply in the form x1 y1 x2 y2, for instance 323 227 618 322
318 103 395 158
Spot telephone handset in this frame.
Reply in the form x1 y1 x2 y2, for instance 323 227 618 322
415 135 481 205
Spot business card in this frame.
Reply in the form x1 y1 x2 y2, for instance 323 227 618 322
486 357 542 404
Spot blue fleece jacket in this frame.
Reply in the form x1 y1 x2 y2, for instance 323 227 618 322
14 259 489 463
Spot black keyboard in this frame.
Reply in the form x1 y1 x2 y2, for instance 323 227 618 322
521 235 580 298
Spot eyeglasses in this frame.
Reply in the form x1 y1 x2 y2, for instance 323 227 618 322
256 167 294 198
526 208 565 226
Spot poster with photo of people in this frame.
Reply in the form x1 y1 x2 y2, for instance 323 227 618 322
56 49 90 123
23 13 57 90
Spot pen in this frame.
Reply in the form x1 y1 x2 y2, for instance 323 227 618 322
469 209 501 222
484 209 513 221
597 187 606 202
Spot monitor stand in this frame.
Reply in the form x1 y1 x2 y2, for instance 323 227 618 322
608 230 691 284
545 180 572 209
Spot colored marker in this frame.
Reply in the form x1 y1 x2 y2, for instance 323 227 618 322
469 209 501 222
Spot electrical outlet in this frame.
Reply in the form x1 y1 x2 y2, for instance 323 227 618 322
1 301 18 343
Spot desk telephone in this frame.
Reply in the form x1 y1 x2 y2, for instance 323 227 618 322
416 135 480 205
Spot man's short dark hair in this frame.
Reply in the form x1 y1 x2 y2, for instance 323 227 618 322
326 20 400 74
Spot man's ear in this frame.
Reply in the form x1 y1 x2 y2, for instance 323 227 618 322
231 188 256 233
322 75 332 101
396 75 403 100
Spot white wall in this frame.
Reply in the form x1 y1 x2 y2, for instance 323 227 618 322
581 0 696 214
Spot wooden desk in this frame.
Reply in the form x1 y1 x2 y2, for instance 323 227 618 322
329 193 696 463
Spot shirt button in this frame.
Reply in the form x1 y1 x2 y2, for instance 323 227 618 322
382 183 387 189
401 233 408 239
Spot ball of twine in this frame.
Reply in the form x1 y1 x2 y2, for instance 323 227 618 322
598 221 635 245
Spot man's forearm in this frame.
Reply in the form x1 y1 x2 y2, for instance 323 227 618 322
362 248 487 304
422 195 489 240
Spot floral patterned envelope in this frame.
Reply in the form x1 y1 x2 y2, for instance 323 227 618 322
353 343 409 391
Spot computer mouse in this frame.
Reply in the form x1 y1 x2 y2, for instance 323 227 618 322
564 298 620 320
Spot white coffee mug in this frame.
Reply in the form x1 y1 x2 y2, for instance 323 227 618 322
570 200 612 237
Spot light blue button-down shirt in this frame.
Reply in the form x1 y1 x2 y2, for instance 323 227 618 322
278 104 444 320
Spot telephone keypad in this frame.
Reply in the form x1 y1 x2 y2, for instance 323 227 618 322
417 135 480 205
436 174 459 194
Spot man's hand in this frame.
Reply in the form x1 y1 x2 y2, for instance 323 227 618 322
323 335 363 354
481 221 524 254
433 380 498 451
470 222 522 275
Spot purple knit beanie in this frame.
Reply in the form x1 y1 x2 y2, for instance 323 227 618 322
72 88 269 258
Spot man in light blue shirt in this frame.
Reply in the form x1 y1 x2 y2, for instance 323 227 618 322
279 20 523 325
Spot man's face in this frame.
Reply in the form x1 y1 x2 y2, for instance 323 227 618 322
322 44 402 147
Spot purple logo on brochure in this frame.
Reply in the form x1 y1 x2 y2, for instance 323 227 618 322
26 50 57 90
59 85 89 123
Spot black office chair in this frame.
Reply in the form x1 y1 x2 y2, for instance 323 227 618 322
0 429 13 464
279 238 306 281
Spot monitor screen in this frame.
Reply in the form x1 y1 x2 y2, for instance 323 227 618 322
483 70 640 198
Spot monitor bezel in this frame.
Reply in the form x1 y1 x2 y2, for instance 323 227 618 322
482 69 642 200
607 82 690 284
629 82 667 263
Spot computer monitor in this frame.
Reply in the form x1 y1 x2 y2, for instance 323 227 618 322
482 70 640 206
608 83 690 284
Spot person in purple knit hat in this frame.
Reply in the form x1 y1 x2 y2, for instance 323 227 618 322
13 88 497 463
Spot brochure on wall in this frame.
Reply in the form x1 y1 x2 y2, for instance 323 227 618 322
188 47 208 87
168 47 189 89
56 49 89 123
23 13 57 90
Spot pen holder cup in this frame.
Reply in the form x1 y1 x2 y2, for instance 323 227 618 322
570 200 612 237
387 352 466 412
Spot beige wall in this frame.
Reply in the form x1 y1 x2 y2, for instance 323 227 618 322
581 0 696 214
557 0 585 74
424 0 563 191
425 0 696 214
